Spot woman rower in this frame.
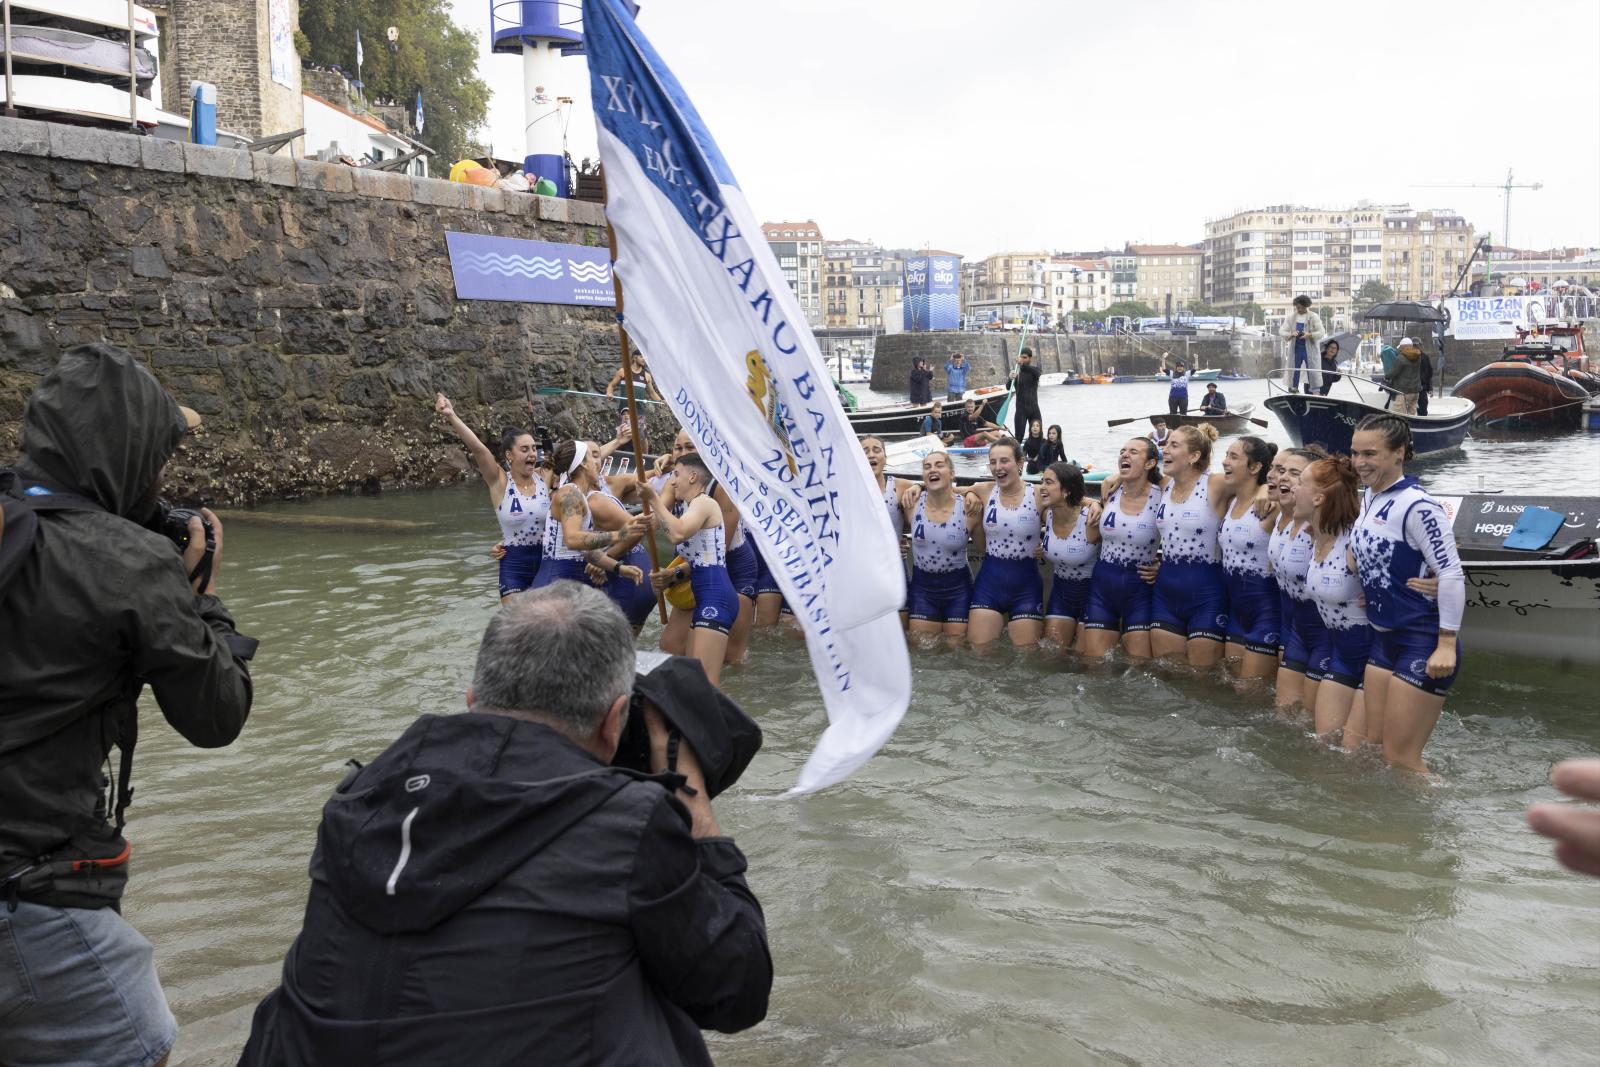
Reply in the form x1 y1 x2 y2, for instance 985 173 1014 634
903 450 983 646
861 435 909 626
534 439 651 590
1078 438 1162 659
660 429 759 662
434 393 552 603
1347 414 1465 771
639 452 740 685
1297 456 1371 741
1039 462 1100 649
1146 424 1237 667
1219 437 1281 680
1268 447 1327 712
956 438 1051 648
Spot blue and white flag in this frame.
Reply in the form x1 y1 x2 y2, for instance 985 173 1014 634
355 29 364 69
415 90 425 133
581 0 910 794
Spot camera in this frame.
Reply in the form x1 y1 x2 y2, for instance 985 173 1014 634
152 501 216 585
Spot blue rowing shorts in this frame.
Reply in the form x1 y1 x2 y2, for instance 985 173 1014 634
1046 575 1092 621
1280 598 1329 679
1314 624 1373 689
1081 560 1154 633
498 544 543 599
970 556 1044 621
908 565 973 624
687 564 740 635
1368 627 1460 695
1151 560 1229 643
1224 571 1281 656
726 538 759 600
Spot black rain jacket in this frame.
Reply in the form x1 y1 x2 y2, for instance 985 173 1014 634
239 712 772 1067
0 344 255 892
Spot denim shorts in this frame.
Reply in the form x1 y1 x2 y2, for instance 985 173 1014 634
0 900 176 1067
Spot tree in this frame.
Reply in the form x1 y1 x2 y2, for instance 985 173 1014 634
1355 280 1395 308
1231 299 1265 325
300 0 490 165
1095 300 1157 320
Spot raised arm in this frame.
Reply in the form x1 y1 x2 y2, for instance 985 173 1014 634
435 393 505 495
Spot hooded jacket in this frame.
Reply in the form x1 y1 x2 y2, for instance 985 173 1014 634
240 712 771 1066
0 344 255 889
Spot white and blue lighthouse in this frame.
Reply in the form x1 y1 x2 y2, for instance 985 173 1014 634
490 1 584 197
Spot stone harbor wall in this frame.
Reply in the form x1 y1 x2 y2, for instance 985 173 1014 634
872 332 1261 397
0 117 678 505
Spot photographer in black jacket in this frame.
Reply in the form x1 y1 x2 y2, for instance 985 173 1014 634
241 581 771 1066
0 344 256 1067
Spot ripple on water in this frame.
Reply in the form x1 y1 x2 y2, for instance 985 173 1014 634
114 484 1600 1066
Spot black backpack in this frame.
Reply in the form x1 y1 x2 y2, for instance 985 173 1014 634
0 469 104 589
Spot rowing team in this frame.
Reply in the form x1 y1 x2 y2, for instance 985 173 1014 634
868 414 1465 773
436 389 1465 773
437 394 805 688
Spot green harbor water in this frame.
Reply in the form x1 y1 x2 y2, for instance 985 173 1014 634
128 379 1598 1065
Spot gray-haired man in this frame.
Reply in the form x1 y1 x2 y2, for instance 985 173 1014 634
241 583 771 1066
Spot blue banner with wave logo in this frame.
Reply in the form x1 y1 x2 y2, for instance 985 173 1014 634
444 232 615 306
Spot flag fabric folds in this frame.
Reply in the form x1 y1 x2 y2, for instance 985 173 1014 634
415 90 425 134
580 0 911 794
355 29 363 69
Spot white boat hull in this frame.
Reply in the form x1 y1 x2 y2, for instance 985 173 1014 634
1461 559 1600 668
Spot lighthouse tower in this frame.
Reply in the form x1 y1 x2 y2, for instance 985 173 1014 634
490 2 584 197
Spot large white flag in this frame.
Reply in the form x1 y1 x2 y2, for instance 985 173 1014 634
581 0 910 794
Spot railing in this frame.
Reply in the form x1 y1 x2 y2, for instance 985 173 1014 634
490 0 583 43
1265 364 1400 407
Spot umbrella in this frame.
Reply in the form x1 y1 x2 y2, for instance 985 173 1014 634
1359 301 1448 325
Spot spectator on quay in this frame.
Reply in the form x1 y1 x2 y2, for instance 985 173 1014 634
908 357 934 404
239 584 772 1065
944 352 970 400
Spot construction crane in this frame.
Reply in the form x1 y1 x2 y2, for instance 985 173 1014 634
1415 168 1543 249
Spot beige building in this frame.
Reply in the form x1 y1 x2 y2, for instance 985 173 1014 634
1129 244 1204 312
964 250 1050 306
1382 209 1475 302
820 239 904 330
1046 256 1112 321
1203 203 1472 324
761 221 826 327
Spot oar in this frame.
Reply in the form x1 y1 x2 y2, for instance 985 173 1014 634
534 386 665 405
1107 409 1269 429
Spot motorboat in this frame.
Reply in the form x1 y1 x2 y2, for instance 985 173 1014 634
1451 333 1595 430
1440 493 1600 668
846 386 1008 437
1264 368 1473 456
1188 368 1222 381
1269 299 1473 457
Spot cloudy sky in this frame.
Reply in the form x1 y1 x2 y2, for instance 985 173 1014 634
449 0 1599 258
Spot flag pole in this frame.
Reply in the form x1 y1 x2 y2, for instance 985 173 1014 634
599 166 669 624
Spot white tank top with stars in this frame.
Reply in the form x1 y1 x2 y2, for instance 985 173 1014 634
1098 485 1161 567
496 476 549 547
982 484 1039 561
1043 507 1098 580
1158 476 1223 564
911 494 969 573
543 488 593 562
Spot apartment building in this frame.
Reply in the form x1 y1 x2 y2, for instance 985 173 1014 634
1382 209 1475 301
1129 244 1204 312
761 220 826 328
1046 256 1112 320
